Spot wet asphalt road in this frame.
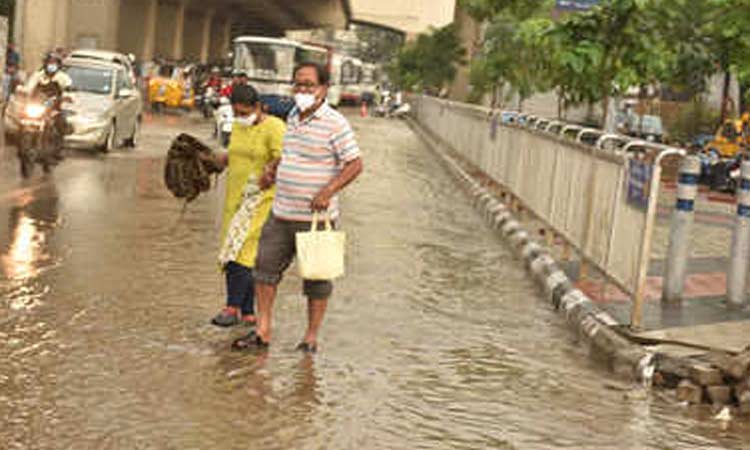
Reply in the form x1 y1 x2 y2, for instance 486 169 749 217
1 111 750 449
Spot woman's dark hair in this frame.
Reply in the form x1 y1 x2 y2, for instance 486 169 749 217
230 84 259 106
293 62 330 86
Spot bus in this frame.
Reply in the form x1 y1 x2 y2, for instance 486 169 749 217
360 63 381 105
339 56 363 105
233 36 329 118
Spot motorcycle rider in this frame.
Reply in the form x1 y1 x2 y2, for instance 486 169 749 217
204 67 222 90
25 52 73 159
220 70 248 98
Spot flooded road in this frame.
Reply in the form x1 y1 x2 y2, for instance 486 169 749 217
1 112 749 449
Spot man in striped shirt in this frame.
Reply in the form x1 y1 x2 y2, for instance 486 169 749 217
232 62 363 353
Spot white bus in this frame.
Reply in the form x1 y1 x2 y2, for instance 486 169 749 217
233 36 329 117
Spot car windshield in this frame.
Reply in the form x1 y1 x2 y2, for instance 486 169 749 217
64 65 113 95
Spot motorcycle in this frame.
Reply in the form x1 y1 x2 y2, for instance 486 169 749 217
213 97 233 148
201 86 220 119
16 97 65 178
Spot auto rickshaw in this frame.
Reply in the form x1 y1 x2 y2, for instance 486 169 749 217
704 116 749 158
147 68 196 113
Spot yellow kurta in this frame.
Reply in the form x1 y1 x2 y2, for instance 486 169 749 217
221 116 285 268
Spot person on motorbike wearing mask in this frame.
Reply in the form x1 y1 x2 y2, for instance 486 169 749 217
27 52 72 100
25 52 74 156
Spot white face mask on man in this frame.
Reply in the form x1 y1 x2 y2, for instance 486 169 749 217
234 114 257 127
294 93 317 112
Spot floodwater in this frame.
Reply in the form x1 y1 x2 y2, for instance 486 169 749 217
1 113 749 449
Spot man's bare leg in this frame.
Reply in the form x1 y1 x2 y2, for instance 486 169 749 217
303 298 328 345
255 282 278 343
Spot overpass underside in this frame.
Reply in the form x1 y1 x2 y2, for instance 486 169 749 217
16 0 349 68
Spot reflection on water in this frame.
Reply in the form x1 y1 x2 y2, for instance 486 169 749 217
1 116 750 449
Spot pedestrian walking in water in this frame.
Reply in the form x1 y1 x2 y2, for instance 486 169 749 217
211 84 286 327
233 62 363 353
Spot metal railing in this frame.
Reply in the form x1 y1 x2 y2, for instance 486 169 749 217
411 95 687 327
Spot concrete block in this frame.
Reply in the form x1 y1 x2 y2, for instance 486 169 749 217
739 391 750 416
676 379 704 404
501 221 520 237
521 242 542 261
706 385 732 406
734 379 750 396
690 364 725 386
509 231 530 249
727 352 750 380
493 212 511 229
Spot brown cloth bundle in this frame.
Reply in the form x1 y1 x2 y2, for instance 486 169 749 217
164 133 223 202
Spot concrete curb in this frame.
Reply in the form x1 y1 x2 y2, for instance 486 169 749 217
406 117 655 382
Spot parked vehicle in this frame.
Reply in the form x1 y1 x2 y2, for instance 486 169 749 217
624 114 664 142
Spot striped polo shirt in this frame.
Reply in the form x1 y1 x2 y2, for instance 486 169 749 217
273 102 361 221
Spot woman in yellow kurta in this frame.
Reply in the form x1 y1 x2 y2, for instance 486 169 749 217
211 84 286 327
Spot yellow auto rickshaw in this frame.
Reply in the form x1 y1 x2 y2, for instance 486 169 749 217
705 116 749 158
148 73 195 113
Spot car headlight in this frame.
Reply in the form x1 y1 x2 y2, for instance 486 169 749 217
25 104 46 118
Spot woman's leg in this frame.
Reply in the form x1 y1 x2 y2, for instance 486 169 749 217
240 269 256 321
212 261 252 327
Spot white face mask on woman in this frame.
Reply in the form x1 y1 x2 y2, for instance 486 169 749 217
294 93 317 112
234 114 257 127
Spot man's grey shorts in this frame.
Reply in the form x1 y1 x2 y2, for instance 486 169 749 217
254 214 335 299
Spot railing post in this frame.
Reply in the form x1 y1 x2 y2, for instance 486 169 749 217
632 148 685 330
662 156 701 303
728 160 750 307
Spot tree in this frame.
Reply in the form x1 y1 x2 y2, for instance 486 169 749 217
463 0 555 107
353 24 404 64
388 24 466 92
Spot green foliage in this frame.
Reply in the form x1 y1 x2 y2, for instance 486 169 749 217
354 25 404 64
388 24 466 91
465 0 750 124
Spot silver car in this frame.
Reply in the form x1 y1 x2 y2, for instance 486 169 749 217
4 59 142 152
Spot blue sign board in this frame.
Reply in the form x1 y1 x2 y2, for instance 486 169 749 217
555 0 600 10
626 159 652 209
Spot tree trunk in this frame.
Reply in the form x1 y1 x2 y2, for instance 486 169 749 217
720 69 731 124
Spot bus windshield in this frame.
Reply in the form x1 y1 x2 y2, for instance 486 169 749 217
234 41 295 82
296 46 327 68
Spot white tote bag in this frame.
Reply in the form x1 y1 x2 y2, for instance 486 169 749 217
296 212 346 280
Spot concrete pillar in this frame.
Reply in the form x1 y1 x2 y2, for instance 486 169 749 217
52 0 70 48
199 10 215 64
142 0 158 61
221 19 233 60
172 0 187 60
